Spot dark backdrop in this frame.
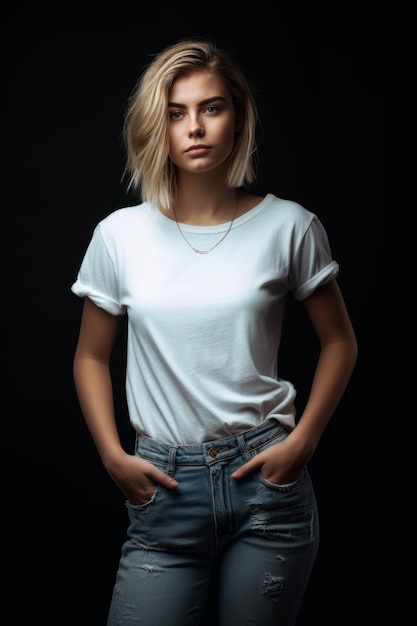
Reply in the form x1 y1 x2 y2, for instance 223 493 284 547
2 4 384 624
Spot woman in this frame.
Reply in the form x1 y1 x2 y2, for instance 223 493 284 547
72 37 358 625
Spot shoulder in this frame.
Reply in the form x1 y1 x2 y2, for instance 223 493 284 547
246 193 315 229
87 202 155 252
241 191 313 214
266 194 314 219
95 201 156 238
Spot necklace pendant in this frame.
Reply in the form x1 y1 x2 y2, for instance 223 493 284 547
195 249 209 254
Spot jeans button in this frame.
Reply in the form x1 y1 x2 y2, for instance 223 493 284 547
208 446 229 458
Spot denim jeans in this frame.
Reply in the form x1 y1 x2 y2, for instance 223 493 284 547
107 419 319 626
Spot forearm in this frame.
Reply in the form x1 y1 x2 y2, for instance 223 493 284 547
292 336 358 454
73 355 125 468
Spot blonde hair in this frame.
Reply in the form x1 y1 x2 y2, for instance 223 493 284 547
123 37 259 211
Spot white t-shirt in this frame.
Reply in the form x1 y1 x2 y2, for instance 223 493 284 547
71 193 339 444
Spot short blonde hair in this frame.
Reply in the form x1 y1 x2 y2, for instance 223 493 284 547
123 37 259 211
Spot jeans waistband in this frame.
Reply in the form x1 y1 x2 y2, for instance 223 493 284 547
135 419 287 467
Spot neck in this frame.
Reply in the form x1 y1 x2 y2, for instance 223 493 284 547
172 188 240 226
171 190 240 255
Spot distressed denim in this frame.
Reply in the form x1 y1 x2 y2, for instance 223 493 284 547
107 419 319 626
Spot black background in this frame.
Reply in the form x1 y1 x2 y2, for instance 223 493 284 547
2 3 384 624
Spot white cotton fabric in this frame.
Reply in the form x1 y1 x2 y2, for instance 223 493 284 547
71 193 339 444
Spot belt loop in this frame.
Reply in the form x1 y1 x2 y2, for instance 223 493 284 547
167 445 178 477
236 433 252 462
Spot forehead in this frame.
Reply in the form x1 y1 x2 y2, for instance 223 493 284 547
169 71 229 102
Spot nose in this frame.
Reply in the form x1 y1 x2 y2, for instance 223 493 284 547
188 124 205 138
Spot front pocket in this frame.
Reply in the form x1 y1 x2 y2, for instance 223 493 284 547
257 467 305 492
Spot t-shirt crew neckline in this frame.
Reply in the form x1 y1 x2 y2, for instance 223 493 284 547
148 193 274 233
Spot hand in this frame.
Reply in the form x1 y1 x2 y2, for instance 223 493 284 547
106 451 179 505
231 435 309 485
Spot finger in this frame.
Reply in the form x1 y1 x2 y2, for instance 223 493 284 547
231 458 260 480
163 475 179 489
150 468 179 489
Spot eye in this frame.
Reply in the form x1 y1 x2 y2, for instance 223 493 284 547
204 105 221 114
169 111 184 120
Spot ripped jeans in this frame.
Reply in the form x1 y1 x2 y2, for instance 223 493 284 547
107 419 319 626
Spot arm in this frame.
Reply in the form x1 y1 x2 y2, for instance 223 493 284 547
232 278 358 482
73 297 178 502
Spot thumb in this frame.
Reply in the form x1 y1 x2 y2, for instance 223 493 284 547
147 464 179 489
159 471 179 489
231 457 260 480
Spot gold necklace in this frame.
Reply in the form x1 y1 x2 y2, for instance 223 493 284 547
172 191 239 255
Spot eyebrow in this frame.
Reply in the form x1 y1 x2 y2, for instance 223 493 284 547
168 96 227 108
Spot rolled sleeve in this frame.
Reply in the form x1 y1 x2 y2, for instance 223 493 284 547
294 260 339 300
71 223 126 316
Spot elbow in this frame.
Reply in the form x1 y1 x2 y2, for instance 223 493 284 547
345 330 359 375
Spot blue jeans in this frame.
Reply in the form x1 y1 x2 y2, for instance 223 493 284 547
107 419 319 626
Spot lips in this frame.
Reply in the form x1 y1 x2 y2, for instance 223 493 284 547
185 144 211 153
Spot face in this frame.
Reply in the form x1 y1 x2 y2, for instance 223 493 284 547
168 71 238 176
